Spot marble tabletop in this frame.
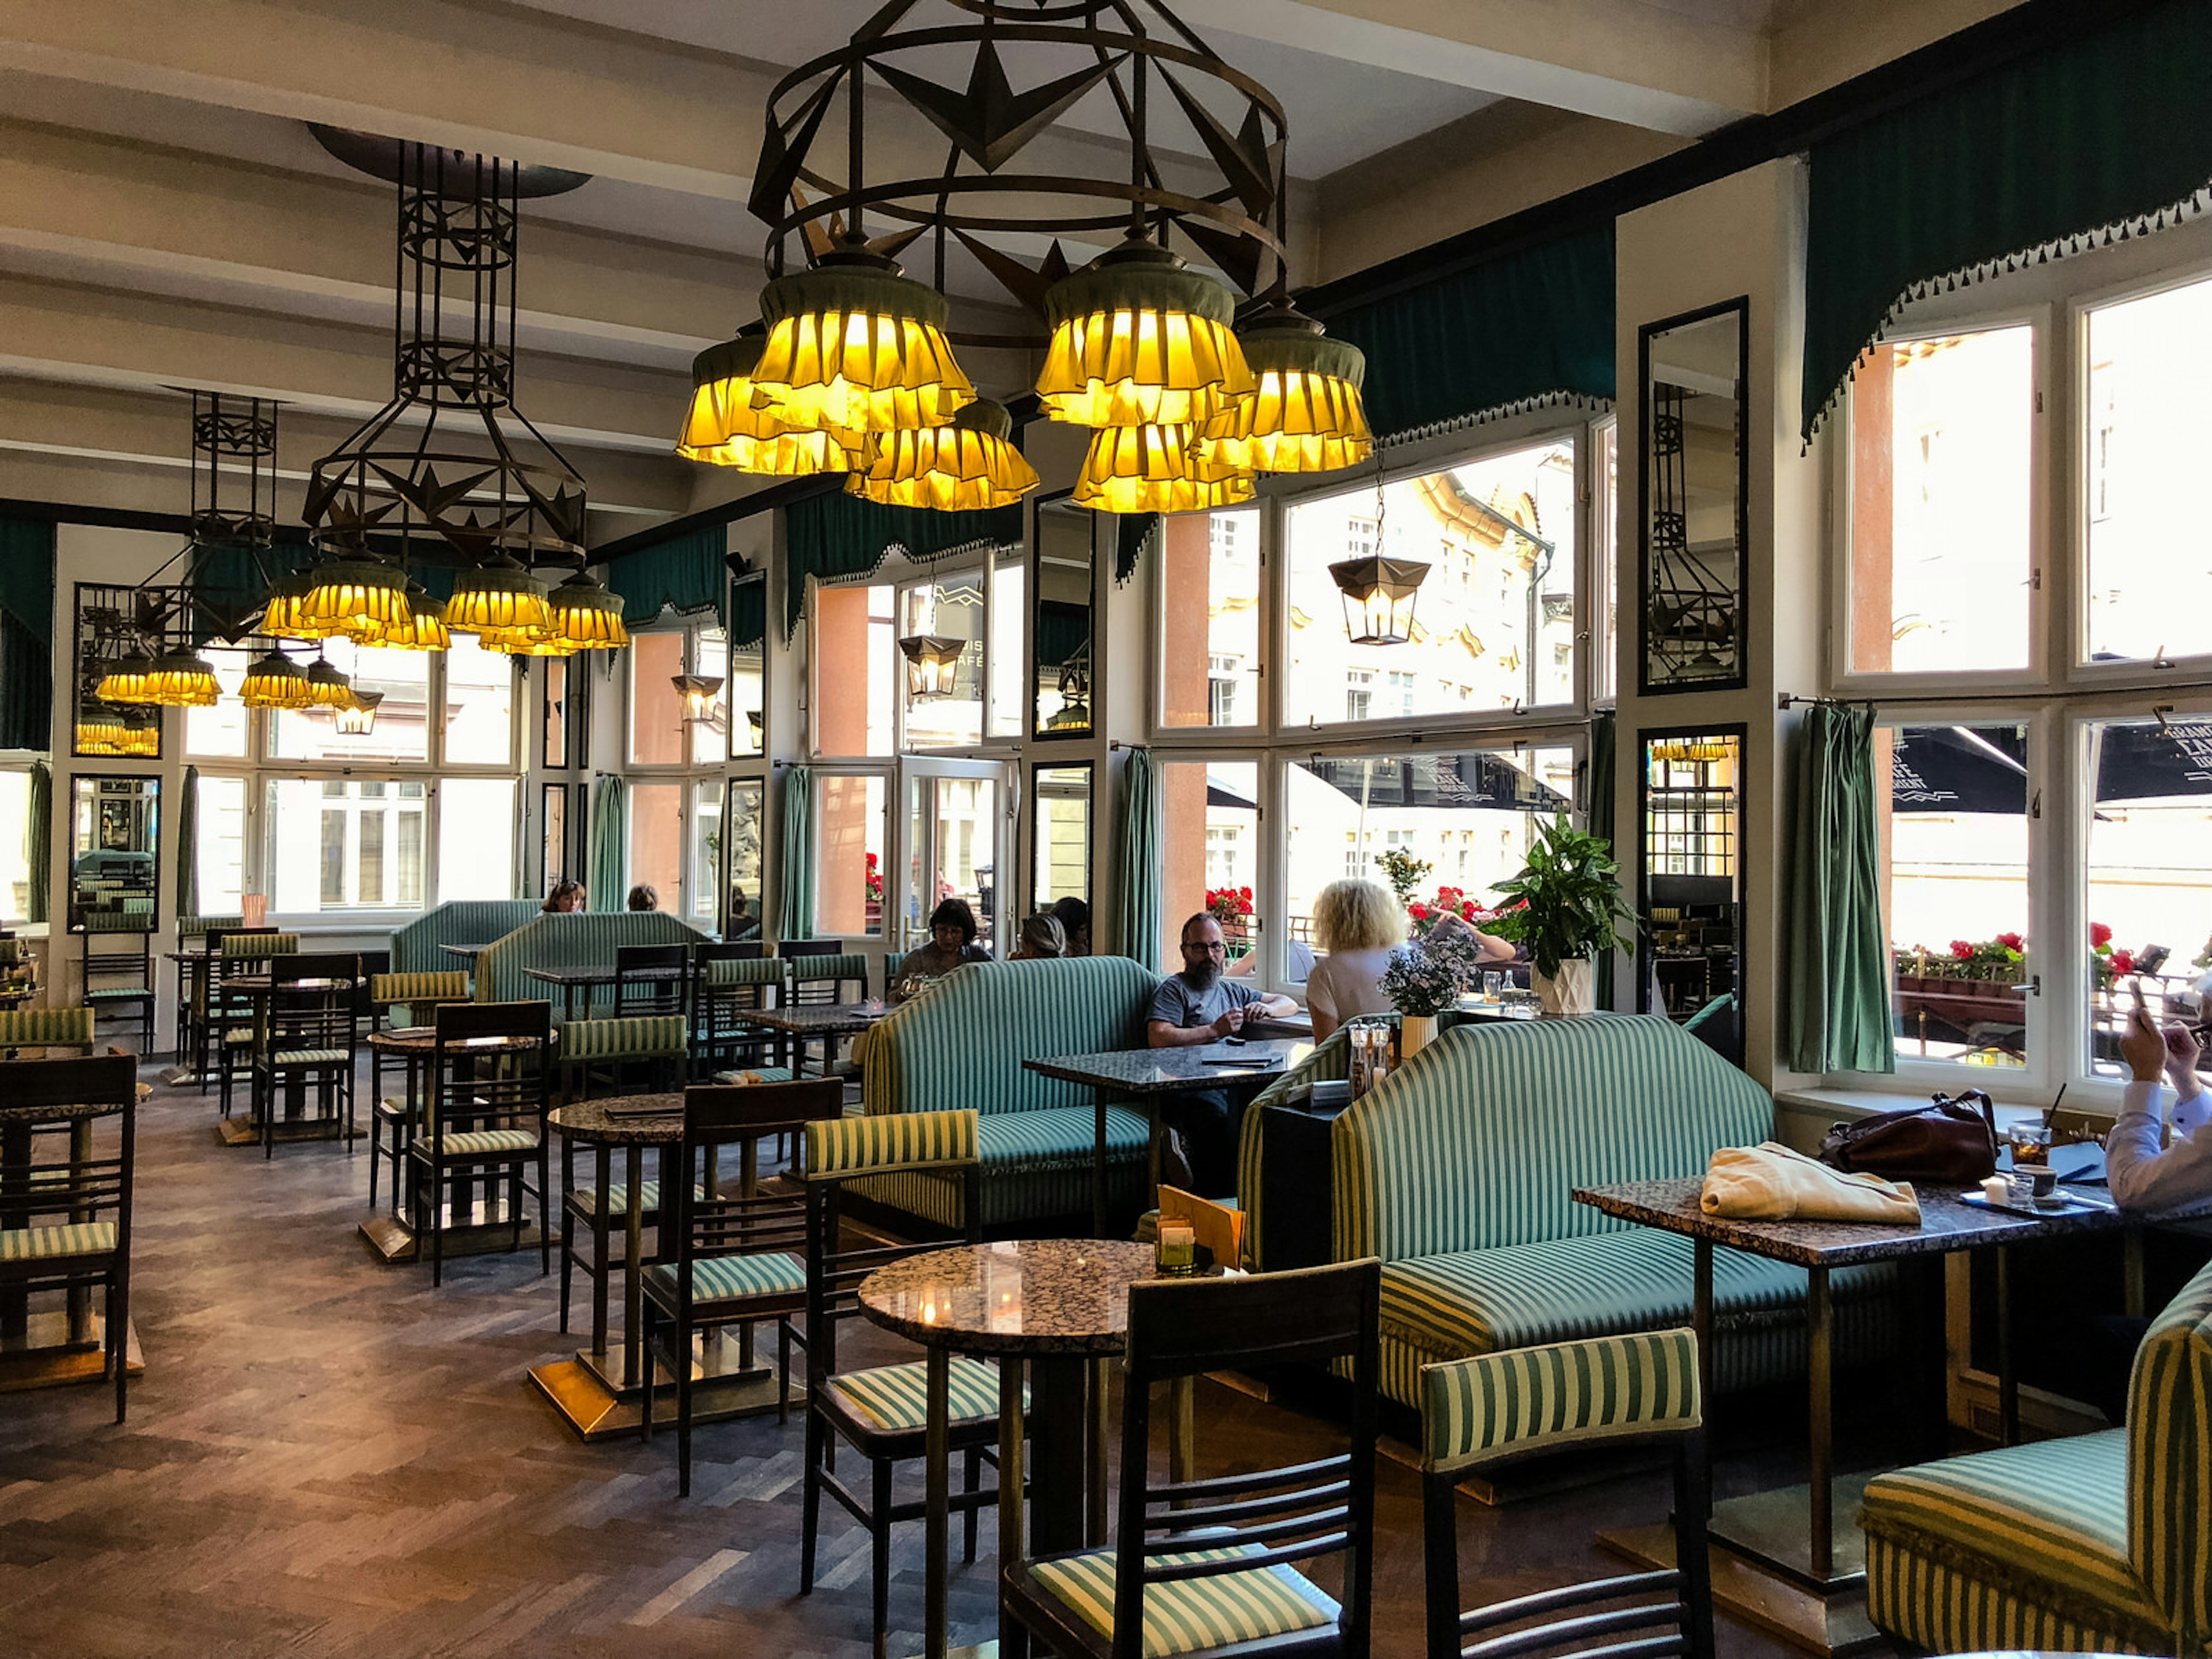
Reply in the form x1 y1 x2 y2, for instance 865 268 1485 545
365 1026 553 1055
0 1096 130 1125
1575 1175 2138 1268
439 943 485 960
550 1094 685 1145
747 1001 892 1036
224 974 363 994
1024 1039 1310 1094
521 963 688 986
858 1238 1160 1355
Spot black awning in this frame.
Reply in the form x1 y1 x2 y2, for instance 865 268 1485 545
1304 752 1569 815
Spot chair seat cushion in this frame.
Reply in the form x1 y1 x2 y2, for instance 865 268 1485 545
0 1222 118 1262
84 987 152 1001
1858 1429 2162 1638
430 1128 541 1157
570 1180 703 1217
1028 1543 1339 1658
270 1047 351 1066
825 1356 1013 1433
647 1250 807 1304
977 1105 1150 1175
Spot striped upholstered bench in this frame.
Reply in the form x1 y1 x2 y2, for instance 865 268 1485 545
1859 1257 2212 1657
0 1006 96 1057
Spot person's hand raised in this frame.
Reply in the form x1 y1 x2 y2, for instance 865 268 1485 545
2120 982 2168 1083
1211 1005 1247 1039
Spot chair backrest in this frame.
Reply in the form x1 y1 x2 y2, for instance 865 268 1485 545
427 999 551 1134
2 1052 135 1111
0 1006 96 1054
0 1055 135 1255
559 1014 687 1062
663 1081 844 1304
778 938 838 957
82 919 153 975
219 929 294 959
276 951 359 986
471 910 709 1018
787 952 869 1005
177 913 245 941
615 942 690 1015
269 953 362 1049
698 941 767 965
369 970 471 1009
1332 1016 1774 1264
1418 1331 1710 1659
1092 1260 1380 1659
2126 1257 2212 1647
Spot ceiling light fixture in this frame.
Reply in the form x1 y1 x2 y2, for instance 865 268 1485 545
94 647 159 706
1330 555 1430 648
897 634 964 700
334 690 384 737
366 584 452 652
305 658 355 709
543 569 630 652
751 243 974 437
678 325 867 475
846 397 1040 511
239 650 312 709
136 647 223 709
672 673 726 722
1038 236 1251 430
1071 423 1253 515
1196 304 1373 475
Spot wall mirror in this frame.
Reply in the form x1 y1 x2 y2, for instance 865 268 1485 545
724 775 764 941
1032 490 1094 740
1639 298 1748 693
69 773 160 932
1031 762 1093 929
728 574 767 760
1637 726 1743 1065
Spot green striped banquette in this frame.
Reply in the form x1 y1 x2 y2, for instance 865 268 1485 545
857 955 1160 1229
387 899 542 976
470 911 708 1021
1309 1014 1893 1410
1860 1257 2212 1657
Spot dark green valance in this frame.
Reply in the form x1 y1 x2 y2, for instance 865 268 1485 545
0 519 54 752
729 574 767 650
1324 222 1616 441
1037 600 1090 668
783 493 1020 637
605 525 728 627
1114 514 1158 586
1804 0 2212 442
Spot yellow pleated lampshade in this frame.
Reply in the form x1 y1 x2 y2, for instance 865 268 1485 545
844 398 1041 512
238 650 313 709
750 246 974 436
260 570 334 641
543 569 630 650
137 649 222 708
446 557 552 637
677 331 868 475
1037 237 1253 429
94 649 158 705
300 557 412 643
1071 422 1255 514
478 627 574 657
364 585 451 652
304 658 355 709
1196 309 1374 475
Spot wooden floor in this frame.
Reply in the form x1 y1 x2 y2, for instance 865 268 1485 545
0 1065 1903 1658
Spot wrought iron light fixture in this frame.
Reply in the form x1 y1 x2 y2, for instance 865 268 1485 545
543 569 630 651
1330 554 1430 647
334 690 384 737
897 634 964 699
672 673 726 723
239 650 311 709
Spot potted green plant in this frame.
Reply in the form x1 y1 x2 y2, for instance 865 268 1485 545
1487 814 1633 1016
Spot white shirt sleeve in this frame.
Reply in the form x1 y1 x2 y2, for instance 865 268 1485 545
2107 1080 2212 1213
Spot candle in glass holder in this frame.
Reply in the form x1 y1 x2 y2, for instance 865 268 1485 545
1156 1219 1196 1277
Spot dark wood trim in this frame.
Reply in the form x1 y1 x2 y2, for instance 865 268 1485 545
589 478 840 562
1300 0 2166 320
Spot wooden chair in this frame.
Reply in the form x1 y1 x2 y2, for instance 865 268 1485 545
640 1078 844 1495
250 952 361 1158
1418 1331 1712 1659
558 1014 687 1103
999 1259 1382 1659
798 1109 998 1659
0 1006 96 1059
615 942 689 1020
691 942 778 1076
785 951 871 1079
365 970 473 1210
207 929 292 1115
408 1000 552 1286
0 1055 137 1422
80 915 155 1054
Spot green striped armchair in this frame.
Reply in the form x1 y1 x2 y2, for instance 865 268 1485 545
471 912 709 1020
1322 1015 1895 1411
0 1005 96 1056
857 956 1161 1229
1861 1257 2212 1657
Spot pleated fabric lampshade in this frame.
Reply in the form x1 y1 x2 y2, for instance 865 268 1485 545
1071 422 1255 514
1037 237 1252 430
845 397 1040 511
1196 307 1373 475
677 329 868 476
750 246 974 436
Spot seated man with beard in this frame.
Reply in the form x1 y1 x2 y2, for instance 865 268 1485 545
1145 912 1299 1196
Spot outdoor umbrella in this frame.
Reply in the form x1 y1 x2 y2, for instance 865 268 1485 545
1304 752 1570 815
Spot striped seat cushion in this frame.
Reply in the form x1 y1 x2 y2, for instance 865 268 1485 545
1859 1430 2167 1647
0 1222 118 1262
271 1047 351 1066
825 1356 1013 1432
978 1105 1149 1174
84 986 152 1001
570 1180 707 1217
1421 1329 1700 1474
430 1128 540 1156
1028 1544 1338 1658
0 1007 96 1048
647 1250 806 1304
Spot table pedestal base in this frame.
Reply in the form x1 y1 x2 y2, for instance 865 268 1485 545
357 1210 544 1264
1601 1476 1881 1658
215 1116 361 1149
0 1312 144 1392
528 1336 789 1441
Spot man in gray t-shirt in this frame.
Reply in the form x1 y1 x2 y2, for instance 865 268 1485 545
1145 914 1299 1195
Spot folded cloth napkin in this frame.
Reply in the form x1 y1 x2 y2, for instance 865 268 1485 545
1700 1141 1922 1225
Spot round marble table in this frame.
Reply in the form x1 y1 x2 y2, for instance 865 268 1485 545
859 1239 1158 1659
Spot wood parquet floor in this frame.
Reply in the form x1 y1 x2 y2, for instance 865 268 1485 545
0 1067 1892 1658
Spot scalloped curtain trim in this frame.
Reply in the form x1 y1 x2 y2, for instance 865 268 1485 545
1376 391 1615 452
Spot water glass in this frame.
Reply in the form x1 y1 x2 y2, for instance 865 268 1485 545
1482 971 1505 1002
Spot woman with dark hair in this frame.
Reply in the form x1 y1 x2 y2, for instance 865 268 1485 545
1048 895 1091 956
626 884 658 912
542 880 586 914
892 896 991 996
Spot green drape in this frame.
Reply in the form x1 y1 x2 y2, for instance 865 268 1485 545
1803 0 2212 441
605 525 728 627
1322 224 1616 441
1114 745 1160 969
588 775 628 913
1782 704 1894 1074
0 519 54 753
1588 710 1618 1009
729 574 767 649
1114 514 1158 586
25 759 50 925
778 765 813 943
177 765 199 922
783 494 1021 637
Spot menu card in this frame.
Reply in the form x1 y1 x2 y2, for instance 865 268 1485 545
1157 1185 1244 1272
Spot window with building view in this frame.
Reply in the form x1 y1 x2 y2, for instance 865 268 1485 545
0 767 31 923
1283 438 1578 726
1159 508 1261 729
900 572 985 749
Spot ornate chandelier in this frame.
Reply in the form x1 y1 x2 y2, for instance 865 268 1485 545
680 0 1374 513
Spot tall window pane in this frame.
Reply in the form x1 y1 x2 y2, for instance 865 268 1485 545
1849 327 2035 675
185 646 251 758
271 639 429 763
191 774 247 916
627 632 684 765
688 779 723 927
691 630 729 766
0 769 29 923
1160 507 1262 728
628 781 683 911
816 772 886 937
271 777 427 913
435 778 512 903
989 548 1025 738
814 585 896 757
1033 764 1090 918
901 573 984 749
441 636 514 766
1158 760 1257 975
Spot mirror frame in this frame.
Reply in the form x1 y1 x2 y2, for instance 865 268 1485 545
1637 296 1751 697
726 571 770 762
68 771 161 934
1634 721 1746 1066
722 771 766 941
1029 487 1096 744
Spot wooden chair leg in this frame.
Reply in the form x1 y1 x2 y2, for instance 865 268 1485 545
800 1407 824 1593
537 1145 551 1276
676 1307 696 1497
963 1444 981 1563
640 1300 658 1444
870 1456 892 1659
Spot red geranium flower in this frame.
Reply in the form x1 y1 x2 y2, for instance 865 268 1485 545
1950 940 1976 960
2090 921 2113 948
1995 931 2024 952
2111 948 2136 975
1409 903 1429 919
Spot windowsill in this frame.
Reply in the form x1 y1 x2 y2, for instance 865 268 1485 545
1776 1084 2111 1128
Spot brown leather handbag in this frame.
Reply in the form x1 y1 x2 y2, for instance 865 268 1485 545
1819 1090 1999 1184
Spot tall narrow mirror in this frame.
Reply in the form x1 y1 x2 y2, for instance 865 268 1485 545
70 773 160 932
1639 299 1748 692
1637 728 1743 1063
1032 490 1093 739
724 776 764 941
728 574 767 759
1031 762 1093 930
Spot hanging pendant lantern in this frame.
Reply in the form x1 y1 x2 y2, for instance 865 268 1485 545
304 658 355 709
844 398 1040 511
677 327 867 475
1329 555 1430 647
334 690 384 737
672 674 726 721
238 650 312 709
1071 422 1253 514
1037 237 1252 430
897 634 965 699
751 243 974 436
300 555 412 643
94 647 159 705
137 647 222 708
1197 305 1373 475
543 569 630 651
447 554 552 637
366 583 451 652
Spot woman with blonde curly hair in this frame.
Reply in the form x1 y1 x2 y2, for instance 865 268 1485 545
1303 878 1408 1041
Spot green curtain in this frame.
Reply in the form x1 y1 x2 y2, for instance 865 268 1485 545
778 764 814 943
1321 223 1616 441
1803 0 2212 441
1588 710 1618 1009
783 494 1021 637
1113 745 1160 969
588 775 628 913
25 759 50 925
605 525 728 628
1782 704 1894 1074
177 765 199 922
729 574 768 649
0 519 54 753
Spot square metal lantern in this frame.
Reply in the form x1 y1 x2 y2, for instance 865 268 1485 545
897 633 964 699
1327 554 1430 646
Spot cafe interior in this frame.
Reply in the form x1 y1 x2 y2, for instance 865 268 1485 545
4 2 2212 1656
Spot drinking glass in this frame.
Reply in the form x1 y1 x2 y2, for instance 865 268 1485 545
1482 971 1505 1002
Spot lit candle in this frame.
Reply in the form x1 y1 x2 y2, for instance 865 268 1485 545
1156 1220 1196 1278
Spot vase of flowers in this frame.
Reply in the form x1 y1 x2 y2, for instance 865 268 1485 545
1379 927 1488 1059
1486 814 1631 1017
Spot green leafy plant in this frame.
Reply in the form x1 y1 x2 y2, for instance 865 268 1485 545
1374 847 1431 907
1486 814 1633 978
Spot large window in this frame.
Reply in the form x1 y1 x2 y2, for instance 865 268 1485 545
1160 508 1262 729
0 766 32 923
267 778 426 913
815 771 888 939
273 640 430 764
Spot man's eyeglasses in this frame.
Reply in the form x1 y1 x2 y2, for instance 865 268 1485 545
1182 939 1227 953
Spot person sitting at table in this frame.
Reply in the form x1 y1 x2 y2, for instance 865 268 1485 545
1302 878 1404 1043
892 897 991 998
542 879 586 914
1147 913 1299 1196
727 884 760 940
2112 998 2211 1211
626 884 658 912
1010 913 1065 961
1048 895 1090 957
